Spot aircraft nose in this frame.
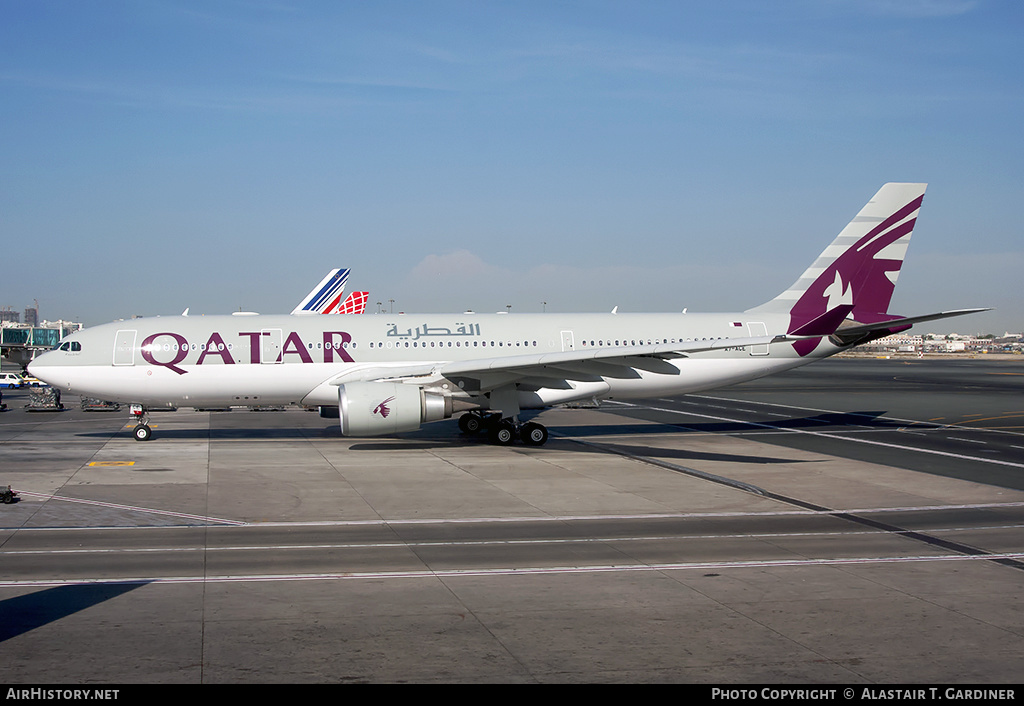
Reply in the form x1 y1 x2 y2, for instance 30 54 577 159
27 351 53 377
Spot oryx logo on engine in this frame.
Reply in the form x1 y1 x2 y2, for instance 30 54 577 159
373 396 396 418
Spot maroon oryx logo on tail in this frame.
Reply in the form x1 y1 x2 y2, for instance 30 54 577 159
373 396 396 418
779 184 927 357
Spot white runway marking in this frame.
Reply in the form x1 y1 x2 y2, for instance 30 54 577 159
6 499 1024 532
5 498 1024 532
690 394 1024 439
10 490 246 526
7 523 1024 557
608 400 1024 469
3 552 1024 588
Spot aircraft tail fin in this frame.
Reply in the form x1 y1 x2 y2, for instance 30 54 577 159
747 183 927 336
291 268 350 315
327 291 369 315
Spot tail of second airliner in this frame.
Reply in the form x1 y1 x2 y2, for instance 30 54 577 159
328 291 369 315
747 182 927 336
292 269 370 315
292 268 351 315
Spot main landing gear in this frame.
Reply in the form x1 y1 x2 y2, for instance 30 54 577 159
458 412 549 446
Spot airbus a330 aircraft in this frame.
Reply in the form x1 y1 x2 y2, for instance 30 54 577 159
29 184 985 444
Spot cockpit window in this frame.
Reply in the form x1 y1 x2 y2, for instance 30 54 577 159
58 342 82 352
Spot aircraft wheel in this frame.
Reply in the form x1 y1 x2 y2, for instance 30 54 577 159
520 422 548 446
490 421 516 446
133 424 152 442
459 413 483 435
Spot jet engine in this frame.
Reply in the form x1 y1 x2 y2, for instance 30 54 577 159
338 381 452 437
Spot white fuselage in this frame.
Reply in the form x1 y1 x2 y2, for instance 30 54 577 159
28 311 839 409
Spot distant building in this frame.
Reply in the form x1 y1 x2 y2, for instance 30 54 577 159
24 307 38 327
1 318 82 367
41 320 83 334
873 333 923 350
0 308 18 325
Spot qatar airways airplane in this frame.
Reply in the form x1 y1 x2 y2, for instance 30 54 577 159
29 183 985 444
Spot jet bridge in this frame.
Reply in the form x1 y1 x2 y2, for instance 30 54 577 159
1 326 74 368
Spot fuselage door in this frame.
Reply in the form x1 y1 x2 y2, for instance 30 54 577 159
261 329 283 364
746 322 769 356
561 330 575 352
113 330 137 366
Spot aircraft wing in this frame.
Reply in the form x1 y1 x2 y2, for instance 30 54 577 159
328 334 793 391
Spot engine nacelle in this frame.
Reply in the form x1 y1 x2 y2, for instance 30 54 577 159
338 382 452 437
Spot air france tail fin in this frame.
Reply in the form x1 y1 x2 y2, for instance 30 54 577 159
291 268 351 315
748 183 927 335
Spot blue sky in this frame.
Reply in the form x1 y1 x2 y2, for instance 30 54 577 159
2 0 1021 333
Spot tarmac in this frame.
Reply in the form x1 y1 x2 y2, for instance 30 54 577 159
1 357 1023 683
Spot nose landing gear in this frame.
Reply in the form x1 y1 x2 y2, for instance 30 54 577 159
129 404 152 441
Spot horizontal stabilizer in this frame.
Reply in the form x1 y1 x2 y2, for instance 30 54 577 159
833 308 991 340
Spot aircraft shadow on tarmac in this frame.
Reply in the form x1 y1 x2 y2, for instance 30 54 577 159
68 422 804 465
75 426 323 440
72 408 920 445
67 422 806 466
590 409 926 434
0 582 149 643
71 409 929 467
513 409 925 443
